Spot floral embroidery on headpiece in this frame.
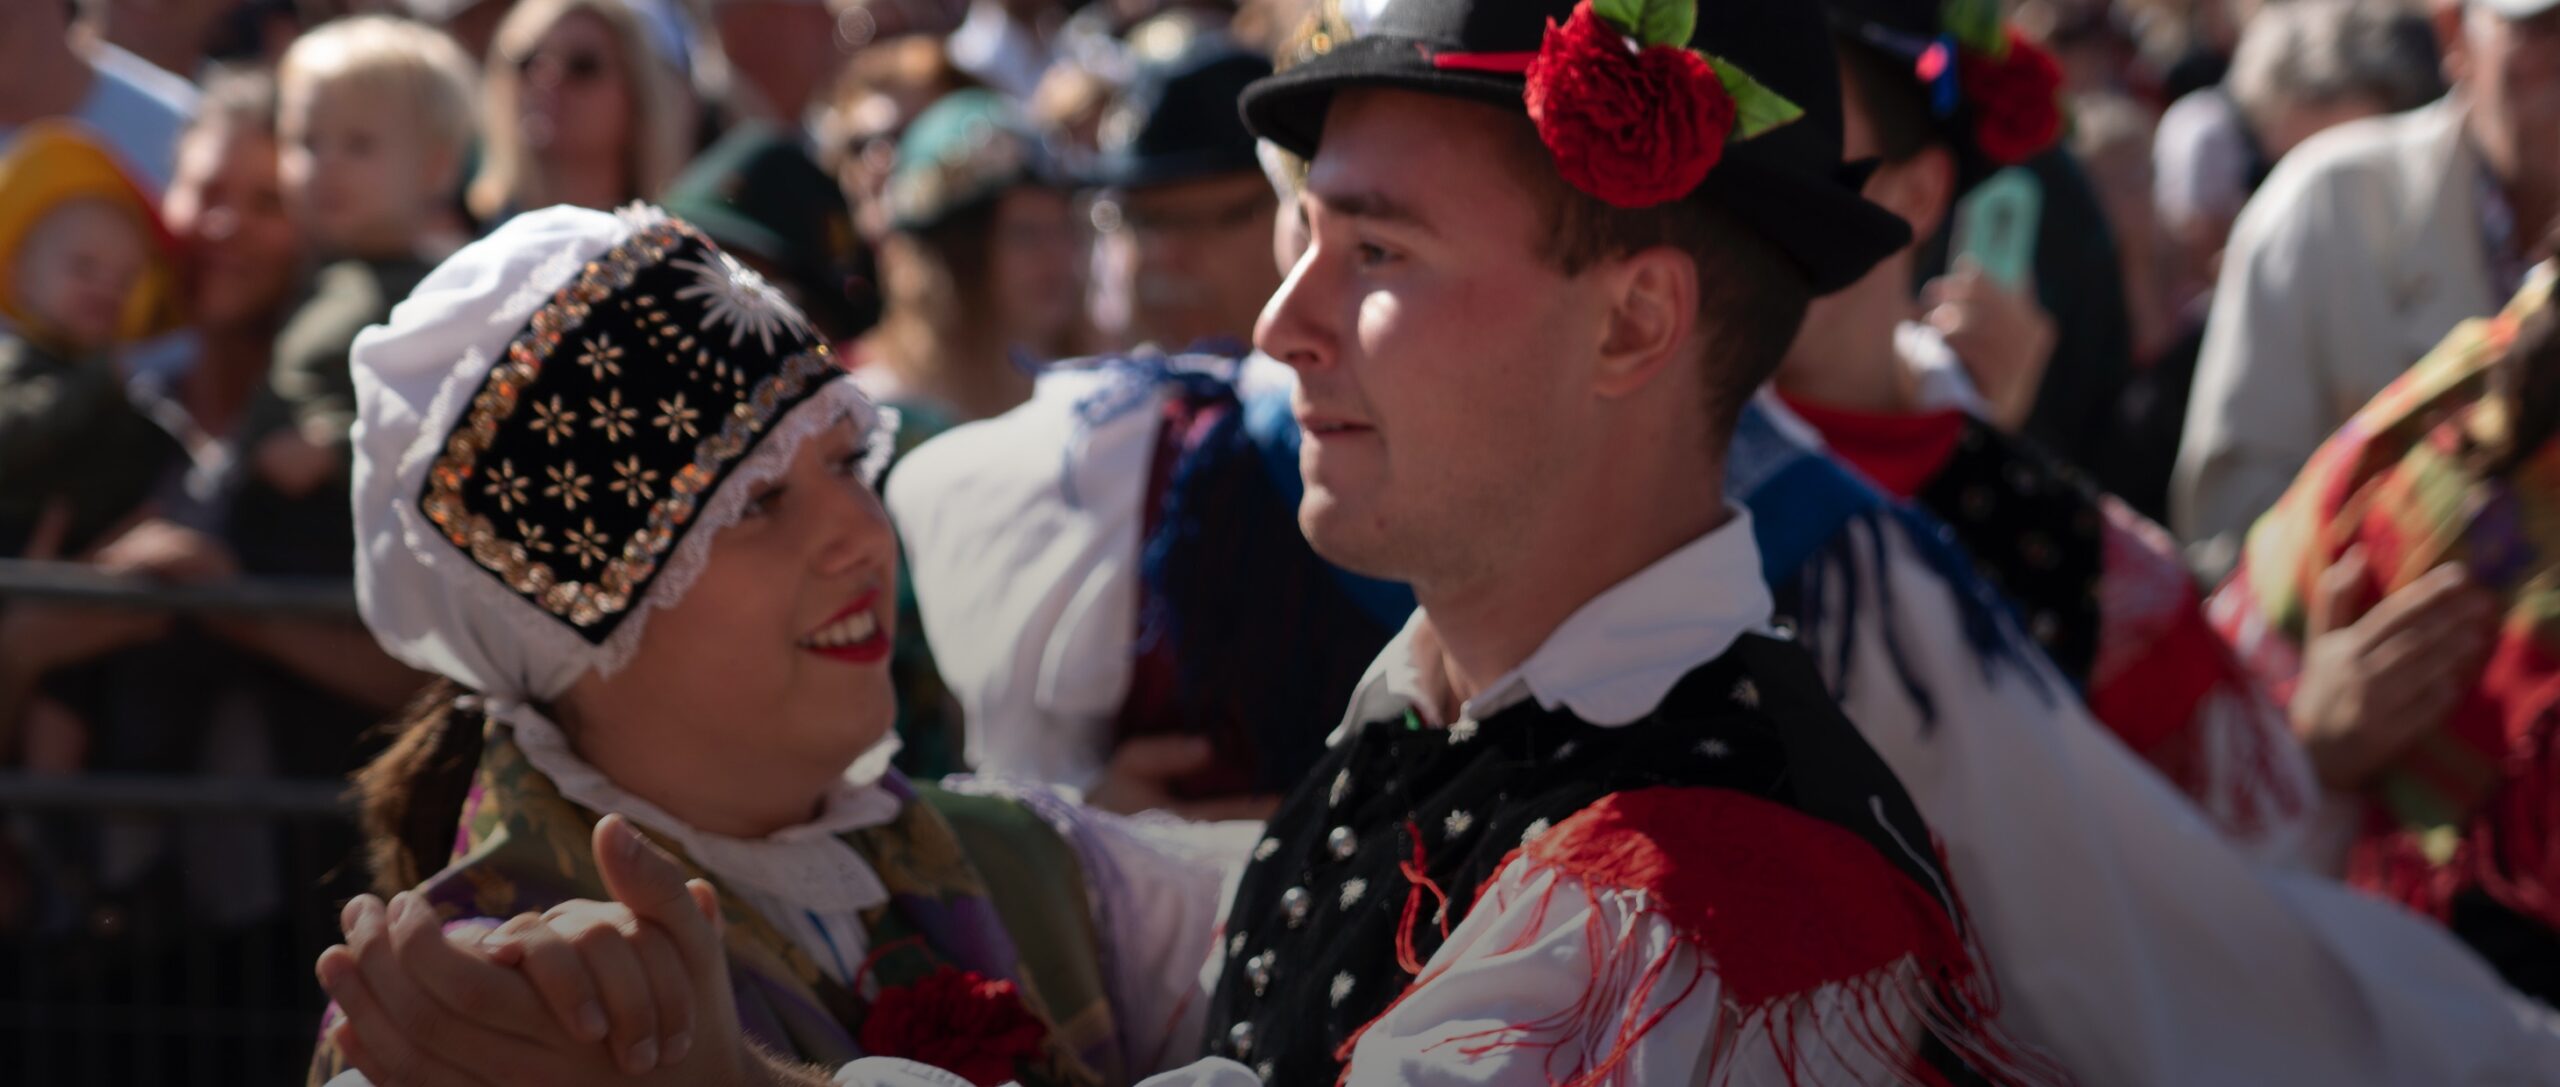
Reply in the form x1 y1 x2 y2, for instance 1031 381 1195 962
1432 0 1802 209
1912 0 2064 165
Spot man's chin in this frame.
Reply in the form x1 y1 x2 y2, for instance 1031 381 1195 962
1298 490 1405 583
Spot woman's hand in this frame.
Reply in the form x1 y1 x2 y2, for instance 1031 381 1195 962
318 815 800 1086
1922 260 2056 433
2290 550 2498 791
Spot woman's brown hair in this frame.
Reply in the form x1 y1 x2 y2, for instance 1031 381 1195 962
351 678 486 897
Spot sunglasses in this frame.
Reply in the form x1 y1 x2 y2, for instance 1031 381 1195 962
516 49 609 85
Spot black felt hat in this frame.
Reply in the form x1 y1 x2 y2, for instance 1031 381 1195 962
660 122 882 342
1097 43 1274 191
1238 0 1910 293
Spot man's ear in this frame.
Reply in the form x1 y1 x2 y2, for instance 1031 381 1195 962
1868 145 1959 242
2435 0 2472 89
1593 246 1698 399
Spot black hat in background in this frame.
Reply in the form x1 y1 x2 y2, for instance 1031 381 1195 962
1097 43 1275 191
659 122 882 341
1237 0 1910 293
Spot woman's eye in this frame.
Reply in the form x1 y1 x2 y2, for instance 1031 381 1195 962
1356 242 1395 268
743 486 782 518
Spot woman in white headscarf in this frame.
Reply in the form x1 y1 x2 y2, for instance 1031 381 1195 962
308 204 1236 1087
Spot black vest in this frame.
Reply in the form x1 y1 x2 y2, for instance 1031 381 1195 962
1200 633 1984 1083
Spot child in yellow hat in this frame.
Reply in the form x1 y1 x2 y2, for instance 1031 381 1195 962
0 121 188 557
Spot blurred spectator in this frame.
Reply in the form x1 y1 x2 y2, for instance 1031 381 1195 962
400 0 519 60
467 0 692 224
2174 0 2558 582
816 36 983 237
707 0 862 128
856 88 1076 427
1904 79 2136 475
948 0 1064 99
236 15 477 579
2109 2 2440 523
2214 261 2560 1002
853 90 1077 778
2154 0 2444 310
659 120 882 342
81 0 243 78
0 123 189 560
0 0 200 194
1086 43 1275 352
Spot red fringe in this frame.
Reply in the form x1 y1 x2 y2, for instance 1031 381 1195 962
1331 790 2071 1086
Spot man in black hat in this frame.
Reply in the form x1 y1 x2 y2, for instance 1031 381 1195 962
310 0 2056 1081
1088 44 1282 353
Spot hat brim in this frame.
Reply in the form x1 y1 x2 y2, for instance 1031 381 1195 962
1241 36 1912 294
1096 146 1270 192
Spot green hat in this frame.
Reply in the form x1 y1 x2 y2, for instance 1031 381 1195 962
659 121 880 340
884 90 1059 233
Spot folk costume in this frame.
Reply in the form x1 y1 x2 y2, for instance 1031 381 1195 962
315 206 1244 1087
1779 0 2315 852
1732 394 2560 1084
2215 263 2560 1003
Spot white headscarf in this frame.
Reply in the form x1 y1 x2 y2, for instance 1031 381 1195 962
350 205 893 703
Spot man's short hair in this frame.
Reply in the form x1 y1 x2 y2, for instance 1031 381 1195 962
279 15 480 169
2228 0 2445 128
1491 115 1815 443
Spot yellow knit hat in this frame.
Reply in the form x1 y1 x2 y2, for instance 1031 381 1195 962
0 120 187 346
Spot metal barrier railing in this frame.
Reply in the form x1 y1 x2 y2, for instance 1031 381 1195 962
0 773 358 1087
0 558 359 619
0 561 370 1084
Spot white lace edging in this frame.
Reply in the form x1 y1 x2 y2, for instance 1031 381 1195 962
389 375 898 695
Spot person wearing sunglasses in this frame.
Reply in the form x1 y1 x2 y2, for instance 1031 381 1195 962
469 0 693 228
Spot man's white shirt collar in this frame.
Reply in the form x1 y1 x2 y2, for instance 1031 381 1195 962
1331 507 1774 742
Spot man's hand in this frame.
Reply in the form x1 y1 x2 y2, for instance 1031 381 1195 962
317 815 808 1086
2290 550 2498 791
1086 736 1281 822
1923 259 2056 433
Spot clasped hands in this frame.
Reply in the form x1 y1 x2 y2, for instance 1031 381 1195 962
315 815 827 1087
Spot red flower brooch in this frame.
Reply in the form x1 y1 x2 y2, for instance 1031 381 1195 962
1915 7 2065 167
856 965 1051 1086
1448 0 1799 210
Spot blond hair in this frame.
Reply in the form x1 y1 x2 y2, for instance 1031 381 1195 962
279 16 480 175
469 0 690 224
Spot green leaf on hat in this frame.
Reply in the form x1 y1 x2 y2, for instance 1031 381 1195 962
1712 56 1805 140
1588 0 1691 49
1941 0 2006 55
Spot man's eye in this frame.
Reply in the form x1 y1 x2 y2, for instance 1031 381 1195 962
1357 243 1395 267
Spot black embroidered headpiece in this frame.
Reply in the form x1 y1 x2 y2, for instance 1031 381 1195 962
416 213 842 643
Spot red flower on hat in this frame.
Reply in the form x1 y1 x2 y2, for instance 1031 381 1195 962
1525 2 1733 209
856 965 1050 1086
1957 28 2064 166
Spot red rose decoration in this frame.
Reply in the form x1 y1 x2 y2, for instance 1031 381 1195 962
1524 1 1735 209
857 966 1050 1086
1958 29 2064 166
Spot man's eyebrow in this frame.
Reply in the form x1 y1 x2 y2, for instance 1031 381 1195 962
1310 188 1440 237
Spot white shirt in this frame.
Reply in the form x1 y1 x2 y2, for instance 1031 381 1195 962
886 355 1299 796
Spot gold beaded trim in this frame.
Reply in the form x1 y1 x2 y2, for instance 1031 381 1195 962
417 221 837 631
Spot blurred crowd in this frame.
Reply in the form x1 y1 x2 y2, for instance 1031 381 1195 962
6 0 2560 1028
